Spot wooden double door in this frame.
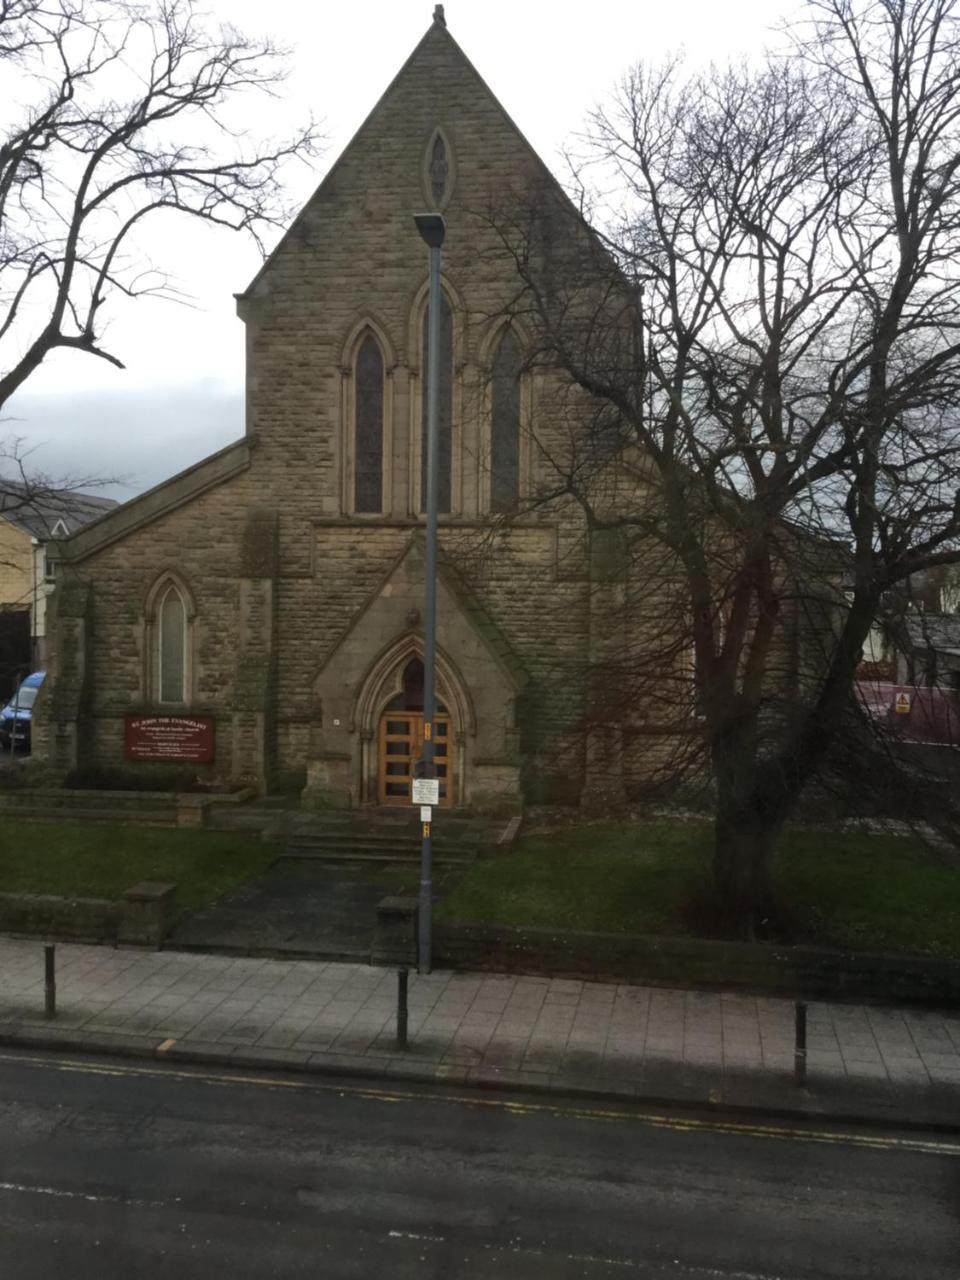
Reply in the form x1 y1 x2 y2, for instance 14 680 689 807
377 712 452 807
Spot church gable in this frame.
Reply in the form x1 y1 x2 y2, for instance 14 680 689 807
238 12 552 314
233 10 570 528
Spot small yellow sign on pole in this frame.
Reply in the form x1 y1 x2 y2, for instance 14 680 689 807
895 692 911 714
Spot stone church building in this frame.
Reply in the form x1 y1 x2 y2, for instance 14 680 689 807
36 11 728 812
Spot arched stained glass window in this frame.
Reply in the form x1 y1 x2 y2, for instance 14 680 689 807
421 292 453 513
354 333 384 513
490 328 521 513
158 584 186 704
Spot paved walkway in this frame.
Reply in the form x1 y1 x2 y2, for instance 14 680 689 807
1 936 958 1125
167 861 399 959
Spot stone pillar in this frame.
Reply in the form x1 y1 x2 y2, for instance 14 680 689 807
232 507 278 792
580 526 628 813
118 881 177 948
176 795 207 828
371 896 419 966
36 578 92 776
391 365 411 517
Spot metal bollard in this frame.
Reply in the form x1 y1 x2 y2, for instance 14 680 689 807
44 944 56 1020
794 1000 807 1086
396 966 409 1050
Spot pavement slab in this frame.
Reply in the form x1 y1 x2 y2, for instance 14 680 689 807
0 933 958 1127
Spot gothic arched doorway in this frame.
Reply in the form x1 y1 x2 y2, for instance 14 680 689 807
376 657 453 806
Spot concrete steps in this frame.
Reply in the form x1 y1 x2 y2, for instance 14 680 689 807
275 811 507 868
281 832 480 868
281 843 475 867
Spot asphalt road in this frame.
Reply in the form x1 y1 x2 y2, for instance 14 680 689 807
0 1049 956 1279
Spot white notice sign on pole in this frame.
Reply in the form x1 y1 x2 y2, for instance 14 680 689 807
412 778 440 806
420 805 432 822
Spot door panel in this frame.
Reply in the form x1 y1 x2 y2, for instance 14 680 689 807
377 712 452 807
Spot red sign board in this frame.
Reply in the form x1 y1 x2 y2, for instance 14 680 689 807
124 715 215 763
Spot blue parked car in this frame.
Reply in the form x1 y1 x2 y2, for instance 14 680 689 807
0 670 46 753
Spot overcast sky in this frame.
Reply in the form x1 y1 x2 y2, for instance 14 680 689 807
4 0 797 500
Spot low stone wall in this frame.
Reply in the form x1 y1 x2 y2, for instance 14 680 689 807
433 923 960 1006
0 881 177 948
0 893 118 944
0 787 256 828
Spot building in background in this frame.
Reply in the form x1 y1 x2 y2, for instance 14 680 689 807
898 568 960 692
861 567 960 693
0 486 116 687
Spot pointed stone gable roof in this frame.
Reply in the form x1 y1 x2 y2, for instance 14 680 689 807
317 530 528 691
60 439 253 562
237 12 570 307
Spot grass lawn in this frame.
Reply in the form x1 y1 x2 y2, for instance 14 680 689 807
436 821 960 959
0 822 280 921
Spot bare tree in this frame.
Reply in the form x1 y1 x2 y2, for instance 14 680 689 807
485 0 960 933
0 0 320 409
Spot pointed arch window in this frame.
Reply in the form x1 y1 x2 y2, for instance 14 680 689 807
421 291 453 513
354 333 385 513
429 134 449 204
158 583 187 704
145 573 194 707
490 328 522 513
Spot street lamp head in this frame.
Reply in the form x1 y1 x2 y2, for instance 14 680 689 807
414 213 446 249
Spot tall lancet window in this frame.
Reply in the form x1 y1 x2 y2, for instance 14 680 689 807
354 333 384 513
158 583 187 704
490 328 521 513
421 292 453 513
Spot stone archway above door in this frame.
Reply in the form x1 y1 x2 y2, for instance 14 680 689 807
354 633 469 808
354 631 474 738
306 532 528 812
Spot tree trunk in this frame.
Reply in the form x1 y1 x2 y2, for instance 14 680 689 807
710 723 782 938
712 805 779 940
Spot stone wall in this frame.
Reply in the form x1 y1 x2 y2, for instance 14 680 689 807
434 922 960 1004
0 887 174 948
49 465 254 780
234 23 599 803
0 892 119 943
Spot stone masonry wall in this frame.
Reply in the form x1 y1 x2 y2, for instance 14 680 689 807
237 22 599 799
55 468 256 779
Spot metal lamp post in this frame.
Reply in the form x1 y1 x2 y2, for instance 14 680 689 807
414 211 445 974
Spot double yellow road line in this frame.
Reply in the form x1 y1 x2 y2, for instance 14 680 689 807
2 1049 957 1158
